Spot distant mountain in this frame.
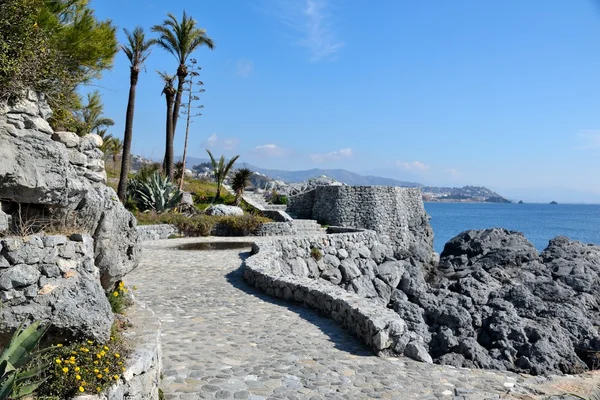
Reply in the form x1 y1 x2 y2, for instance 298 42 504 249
243 166 422 187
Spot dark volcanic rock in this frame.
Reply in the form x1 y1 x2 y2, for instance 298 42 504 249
401 228 600 375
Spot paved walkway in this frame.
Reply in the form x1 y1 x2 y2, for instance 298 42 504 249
127 238 599 400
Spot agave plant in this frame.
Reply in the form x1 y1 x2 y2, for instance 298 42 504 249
0 321 50 399
130 171 183 212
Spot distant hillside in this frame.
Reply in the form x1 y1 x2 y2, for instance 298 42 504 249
422 185 511 203
173 155 508 202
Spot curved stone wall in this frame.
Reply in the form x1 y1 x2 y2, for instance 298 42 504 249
243 230 433 363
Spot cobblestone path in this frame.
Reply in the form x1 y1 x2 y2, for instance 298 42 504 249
127 238 598 400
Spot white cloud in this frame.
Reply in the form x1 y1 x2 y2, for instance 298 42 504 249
395 161 430 172
236 59 254 77
447 168 460 178
268 0 344 61
223 138 240 150
203 134 240 151
575 130 600 150
252 144 289 157
310 147 353 163
206 133 218 148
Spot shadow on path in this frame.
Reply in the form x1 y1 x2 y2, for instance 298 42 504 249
225 250 373 358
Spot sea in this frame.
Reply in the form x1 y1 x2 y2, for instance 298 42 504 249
424 202 600 254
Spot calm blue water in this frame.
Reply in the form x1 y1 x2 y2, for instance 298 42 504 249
424 203 600 253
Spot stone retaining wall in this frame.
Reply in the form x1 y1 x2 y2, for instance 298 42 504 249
243 231 433 363
254 221 296 236
0 233 113 344
137 224 180 241
73 303 162 400
288 186 435 263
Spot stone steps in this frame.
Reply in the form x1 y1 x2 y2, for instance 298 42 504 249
291 219 326 235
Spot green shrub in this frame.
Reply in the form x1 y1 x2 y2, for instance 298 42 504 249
269 190 288 205
132 212 270 237
310 247 322 261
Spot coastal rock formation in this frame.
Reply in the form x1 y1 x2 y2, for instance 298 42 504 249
245 227 600 376
0 91 140 289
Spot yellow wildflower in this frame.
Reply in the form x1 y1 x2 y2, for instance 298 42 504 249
113 292 118 297
103 367 109 373
115 353 120 358
122 367 126 371
96 353 102 359
94 369 99 373
76 375 81 380
113 375 119 380
75 367 80 372
62 367 69 373
97 374 103 379
55 359 62 364
56 343 63 347
103 346 109 351
94 360 98 365
87 340 93 344
79 386 84 393
97 387 101 392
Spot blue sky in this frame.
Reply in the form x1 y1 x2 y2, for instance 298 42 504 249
90 0 600 203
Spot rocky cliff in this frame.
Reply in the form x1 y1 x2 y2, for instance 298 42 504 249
0 91 140 289
0 91 141 342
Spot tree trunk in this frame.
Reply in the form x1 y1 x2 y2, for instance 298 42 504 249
215 182 221 202
117 69 139 202
164 93 175 181
172 64 187 137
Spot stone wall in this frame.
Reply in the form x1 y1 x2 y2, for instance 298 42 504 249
244 231 433 363
288 186 434 263
254 221 296 236
0 90 140 289
287 189 316 219
245 227 600 376
0 233 113 344
137 224 180 241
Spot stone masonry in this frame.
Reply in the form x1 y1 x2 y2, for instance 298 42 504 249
287 186 435 263
0 233 113 344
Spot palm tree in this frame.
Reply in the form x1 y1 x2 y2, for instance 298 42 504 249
116 27 154 202
106 137 123 166
231 168 252 206
151 11 214 135
206 149 239 202
77 91 114 136
158 71 177 180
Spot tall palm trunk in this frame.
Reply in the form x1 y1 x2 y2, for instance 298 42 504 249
172 63 187 134
117 68 139 201
163 88 176 180
179 96 192 191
